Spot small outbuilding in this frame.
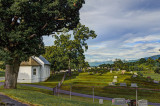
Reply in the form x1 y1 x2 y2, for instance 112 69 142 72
17 56 50 83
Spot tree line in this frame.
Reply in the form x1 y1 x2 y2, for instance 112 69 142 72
99 57 160 74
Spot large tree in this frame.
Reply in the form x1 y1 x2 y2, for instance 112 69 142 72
0 0 85 89
43 23 97 74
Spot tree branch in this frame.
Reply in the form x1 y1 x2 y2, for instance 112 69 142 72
28 34 37 39
41 23 48 30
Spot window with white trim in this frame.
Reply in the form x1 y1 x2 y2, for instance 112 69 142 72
33 69 36 75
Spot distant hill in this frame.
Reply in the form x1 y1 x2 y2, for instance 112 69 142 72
89 55 160 67
89 61 114 67
144 55 160 60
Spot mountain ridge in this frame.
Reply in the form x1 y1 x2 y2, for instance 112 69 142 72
89 55 160 66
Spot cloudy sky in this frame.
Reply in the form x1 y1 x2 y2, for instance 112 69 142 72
43 0 160 62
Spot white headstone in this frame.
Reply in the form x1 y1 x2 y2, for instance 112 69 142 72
120 83 127 87
134 72 138 75
112 98 127 105
121 70 126 74
109 82 115 86
153 80 159 84
133 75 137 78
114 76 117 79
99 99 103 104
130 71 133 74
131 83 138 87
110 70 112 73
138 99 148 106
113 79 117 82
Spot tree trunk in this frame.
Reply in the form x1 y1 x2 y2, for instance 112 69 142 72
4 59 20 89
68 59 71 76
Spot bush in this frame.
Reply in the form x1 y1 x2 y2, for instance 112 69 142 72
154 68 160 74
137 72 143 76
0 63 5 70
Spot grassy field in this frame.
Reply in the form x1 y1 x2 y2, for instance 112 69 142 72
142 71 160 81
37 71 160 103
0 71 5 77
0 85 113 106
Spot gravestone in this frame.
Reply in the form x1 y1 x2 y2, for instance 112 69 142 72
130 71 133 74
113 79 117 83
78 69 82 72
112 98 127 105
109 82 115 86
153 80 159 84
120 83 127 87
133 75 137 78
138 99 148 106
114 76 117 79
131 83 138 87
147 76 152 82
134 72 138 75
99 99 103 104
121 70 126 74
110 70 112 73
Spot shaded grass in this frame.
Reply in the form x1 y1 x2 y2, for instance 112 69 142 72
0 71 5 77
0 85 112 106
27 72 79 88
61 85 160 103
21 71 160 103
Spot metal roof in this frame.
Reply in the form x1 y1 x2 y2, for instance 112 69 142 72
38 56 51 65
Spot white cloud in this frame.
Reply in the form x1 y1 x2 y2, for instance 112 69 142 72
43 0 160 62
125 35 160 43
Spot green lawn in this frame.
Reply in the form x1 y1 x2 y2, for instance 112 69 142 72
20 71 160 103
0 85 112 106
0 71 5 77
142 72 160 81
42 71 160 103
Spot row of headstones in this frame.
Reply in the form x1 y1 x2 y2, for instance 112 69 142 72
111 71 159 84
109 82 138 87
112 98 148 106
99 98 148 105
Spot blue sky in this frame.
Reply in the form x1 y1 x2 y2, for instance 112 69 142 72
43 0 160 62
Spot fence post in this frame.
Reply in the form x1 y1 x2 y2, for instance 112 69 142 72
70 84 72 100
136 87 137 106
93 86 94 103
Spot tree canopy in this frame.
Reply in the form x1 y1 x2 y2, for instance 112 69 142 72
0 0 85 89
43 23 97 72
0 0 85 62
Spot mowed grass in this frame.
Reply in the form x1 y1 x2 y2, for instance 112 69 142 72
28 72 79 88
0 71 5 77
142 72 160 81
60 71 160 103
0 85 112 106
21 71 160 103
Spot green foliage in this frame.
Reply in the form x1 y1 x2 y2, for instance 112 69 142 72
0 0 85 63
138 58 146 64
154 67 160 74
137 71 143 76
43 23 97 71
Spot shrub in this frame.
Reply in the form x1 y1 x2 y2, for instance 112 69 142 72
137 72 143 76
154 68 160 74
